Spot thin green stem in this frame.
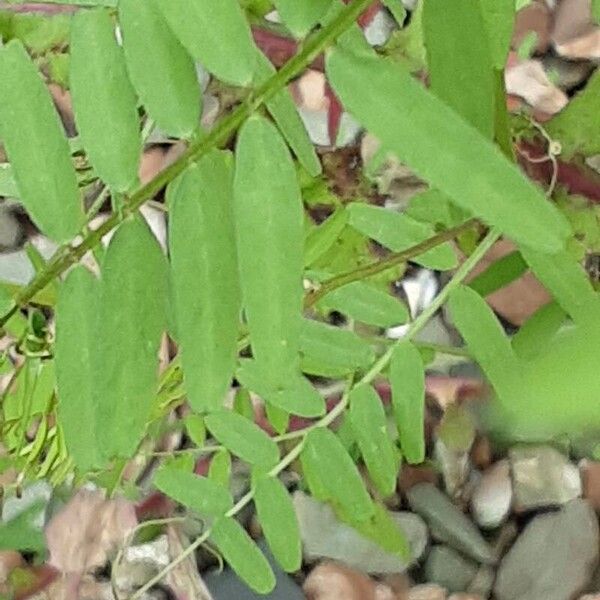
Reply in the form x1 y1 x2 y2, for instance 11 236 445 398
130 229 498 600
0 0 374 328
304 218 478 307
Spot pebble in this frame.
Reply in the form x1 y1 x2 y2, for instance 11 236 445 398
424 546 478 593
303 562 396 600
407 483 495 565
470 460 513 529
448 595 484 600
580 460 600 511
294 492 427 573
408 584 447 600
494 499 599 600
435 438 471 500
510 446 581 511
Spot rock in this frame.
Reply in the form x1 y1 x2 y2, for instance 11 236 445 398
407 484 495 565
303 562 396 600
114 535 170 595
424 546 478 593
510 446 581 511
435 438 471 500
579 595 600 600
205 540 303 600
398 464 440 495
494 499 599 600
580 460 600 511
467 565 495 598
512 0 552 54
363 9 396 47
448 595 484 600
294 492 427 574
470 436 492 471
408 584 447 600
470 460 513 529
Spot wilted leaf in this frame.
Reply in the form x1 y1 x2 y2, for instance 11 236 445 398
119 0 201 138
349 384 398 496
326 49 570 252
70 8 140 192
210 517 276 594
253 474 302 572
154 465 233 517
0 41 82 242
390 341 425 464
204 410 280 469
169 152 240 412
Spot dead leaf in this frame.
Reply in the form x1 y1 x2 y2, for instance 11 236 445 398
553 0 600 58
505 59 568 116
45 489 137 575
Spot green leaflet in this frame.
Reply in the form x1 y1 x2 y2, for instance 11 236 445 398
326 49 570 253
234 116 304 387
299 318 374 374
347 203 458 270
448 286 520 399
210 517 276 594
547 70 600 158
303 427 374 522
424 0 494 138
204 410 279 469
208 450 232 487
390 341 425 464
305 208 348 266
512 301 567 360
236 359 325 417
382 0 406 24
349 384 398 497
169 152 240 412
468 250 528 297
339 501 410 560
594 0 600 22
119 0 201 138
184 414 206 447
0 41 82 243
153 0 257 86
273 0 332 37
154 465 233 517
256 52 321 177
0 164 18 199
55 266 102 473
520 248 600 324
480 0 516 69
0 501 46 552
318 281 409 328
253 474 302 572
95 217 168 460
70 8 140 192
406 189 463 229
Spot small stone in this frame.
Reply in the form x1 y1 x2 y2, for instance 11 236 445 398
512 0 552 54
580 460 600 511
467 565 495 598
470 460 512 529
448 595 484 600
494 499 599 600
303 562 396 600
114 535 170 594
363 9 396 47
407 483 495 565
435 438 471 500
470 436 492 471
398 464 440 495
510 446 581 511
579 595 600 600
408 584 447 600
424 546 478 593
294 492 427 573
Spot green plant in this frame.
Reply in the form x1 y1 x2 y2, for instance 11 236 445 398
0 0 600 596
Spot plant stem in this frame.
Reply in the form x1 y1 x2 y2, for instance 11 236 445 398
304 218 478 307
0 0 375 328
130 227 499 599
